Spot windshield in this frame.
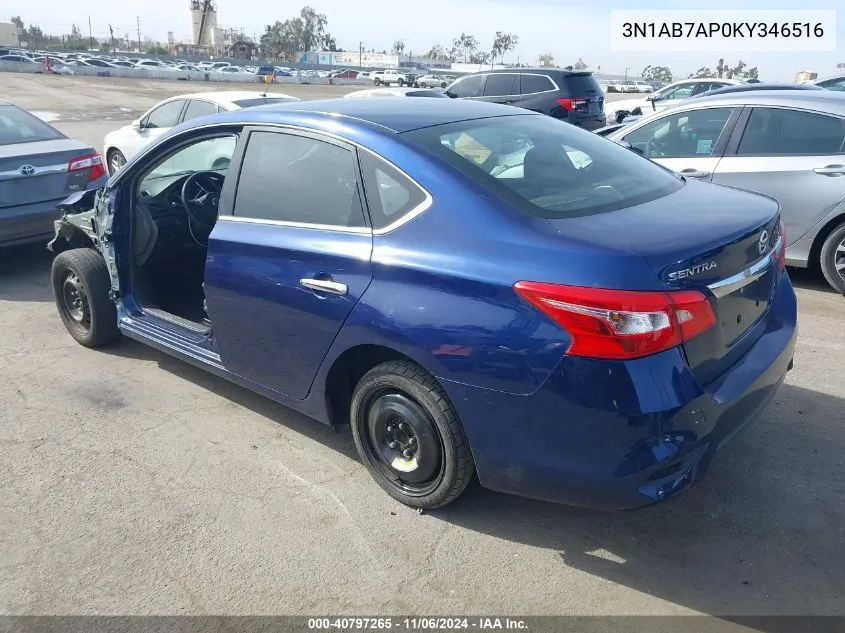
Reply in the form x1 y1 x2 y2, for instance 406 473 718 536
404 114 683 219
0 105 64 145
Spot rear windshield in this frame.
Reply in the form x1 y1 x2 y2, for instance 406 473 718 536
232 97 298 108
0 105 63 145
404 114 683 219
561 74 601 95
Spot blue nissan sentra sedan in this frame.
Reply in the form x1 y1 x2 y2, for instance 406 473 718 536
47 98 797 509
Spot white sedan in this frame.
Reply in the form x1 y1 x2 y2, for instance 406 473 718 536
103 91 299 175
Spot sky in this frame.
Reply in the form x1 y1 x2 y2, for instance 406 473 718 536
10 0 845 80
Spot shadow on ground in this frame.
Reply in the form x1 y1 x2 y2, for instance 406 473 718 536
0 244 54 303
103 334 845 616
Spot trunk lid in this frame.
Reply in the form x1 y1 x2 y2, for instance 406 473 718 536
0 139 96 208
547 180 781 385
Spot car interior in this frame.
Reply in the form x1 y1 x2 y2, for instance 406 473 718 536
129 134 237 330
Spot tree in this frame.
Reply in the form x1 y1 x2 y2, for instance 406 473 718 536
469 50 490 65
392 39 405 56
298 6 328 51
450 32 479 63
26 25 44 49
324 34 340 52
538 52 555 67
70 24 82 41
572 57 587 70
690 59 757 80
10 15 24 30
641 64 673 84
425 44 450 61
490 31 518 64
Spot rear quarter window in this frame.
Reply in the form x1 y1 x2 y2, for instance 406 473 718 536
519 74 555 95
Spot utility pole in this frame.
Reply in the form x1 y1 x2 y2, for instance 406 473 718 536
359 41 363 68
136 16 142 54
88 17 94 51
108 24 115 54
624 66 630 80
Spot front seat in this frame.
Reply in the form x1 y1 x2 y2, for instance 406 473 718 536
132 197 158 267
521 146 578 194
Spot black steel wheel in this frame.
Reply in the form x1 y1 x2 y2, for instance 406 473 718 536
351 360 475 508
52 248 120 348
820 222 845 294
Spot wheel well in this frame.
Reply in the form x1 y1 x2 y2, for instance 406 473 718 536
324 345 415 428
807 213 845 271
51 224 96 253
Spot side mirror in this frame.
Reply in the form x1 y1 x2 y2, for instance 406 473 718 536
132 118 143 130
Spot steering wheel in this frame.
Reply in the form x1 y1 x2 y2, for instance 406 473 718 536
180 171 224 231
645 137 668 158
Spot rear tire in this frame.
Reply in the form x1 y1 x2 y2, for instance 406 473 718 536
819 222 845 294
373 77 381 86
52 248 120 348
350 360 475 509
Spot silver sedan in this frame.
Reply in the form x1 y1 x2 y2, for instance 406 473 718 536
606 90 845 293
0 101 108 247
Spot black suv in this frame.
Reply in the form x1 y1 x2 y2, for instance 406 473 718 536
444 68 605 129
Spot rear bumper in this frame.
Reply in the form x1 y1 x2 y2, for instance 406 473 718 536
441 273 798 510
0 198 67 247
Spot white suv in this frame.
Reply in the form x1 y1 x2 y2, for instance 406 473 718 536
370 69 408 86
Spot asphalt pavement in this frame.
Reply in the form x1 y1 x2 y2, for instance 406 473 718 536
1 74 843 617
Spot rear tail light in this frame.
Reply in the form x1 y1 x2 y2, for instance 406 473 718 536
557 97 588 111
68 153 106 182
777 220 786 272
513 282 716 360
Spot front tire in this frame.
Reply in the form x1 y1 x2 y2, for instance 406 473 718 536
350 360 475 509
373 77 381 86
107 148 126 175
52 248 120 348
819 222 845 294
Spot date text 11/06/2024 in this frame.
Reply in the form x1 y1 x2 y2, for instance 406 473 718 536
307 617 529 630
621 22 824 38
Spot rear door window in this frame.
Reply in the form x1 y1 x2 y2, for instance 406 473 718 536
519 74 555 94
182 99 218 122
483 73 518 97
145 100 186 128
233 131 366 228
448 75 484 98
736 108 845 156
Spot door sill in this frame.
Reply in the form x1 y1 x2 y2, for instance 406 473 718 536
143 307 210 334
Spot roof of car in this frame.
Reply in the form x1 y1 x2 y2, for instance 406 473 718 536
157 91 298 107
648 90 845 118
670 89 845 112
213 97 536 133
482 67 591 76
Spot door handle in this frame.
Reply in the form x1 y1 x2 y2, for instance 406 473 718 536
679 168 711 179
299 278 347 296
813 165 845 176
